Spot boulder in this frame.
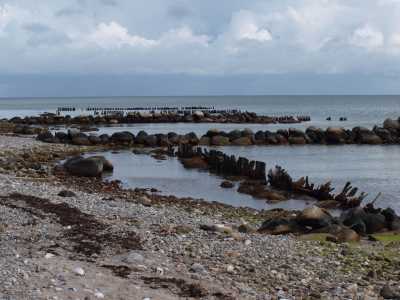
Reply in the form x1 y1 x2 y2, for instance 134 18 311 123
88 135 101 145
211 135 230 146
99 134 110 144
363 213 386 234
383 118 400 131
67 128 80 139
63 156 104 177
206 129 220 138
37 131 56 143
144 135 158 147
135 131 148 144
288 136 306 145
242 128 254 137
258 218 293 235
228 130 242 141
185 132 199 145
231 137 253 146
336 228 360 243
199 136 210 145
193 111 204 119
353 127 382 144
220 181 234 188
254 130 266 141
71 133 90 146
326 127 346 144
88 156 114 172
55 131 69 142
374 127 393 143
296 206 333 229
306 127 325 144
111 131 134 145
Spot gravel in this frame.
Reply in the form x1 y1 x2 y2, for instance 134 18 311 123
0 135 398 299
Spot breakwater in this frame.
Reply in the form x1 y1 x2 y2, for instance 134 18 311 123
33 117 400 147
6 111 310 125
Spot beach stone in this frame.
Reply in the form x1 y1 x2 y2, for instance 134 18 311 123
37 131 56 143
288 136 306 145
72 267 85 276
220 181 234 188
254 131 266 141
383 118 400 131
190 263 207 274
206 129 220 138
67 128 80 138
326 127 346 144
363 213 386 234
55 131 69 142
71 133 91 145
242 128 254 137
258 218 293 235
88 135 102 145
136 131 148 144
337 228 360 243
296 206 332 229
144 135 158 147
380 285 400 299
99 134 110 144
228 130 242 140
58 190 76 197
306 126 325 143
193 111 204 119
199 136 210 145
63 156 104 177
211 135 230 146
88 156 114 172
231 137 253 146
111 131 135 145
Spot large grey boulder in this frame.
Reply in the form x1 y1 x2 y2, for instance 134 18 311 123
63 156 113 177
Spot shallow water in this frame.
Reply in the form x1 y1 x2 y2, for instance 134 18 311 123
89 144 400 213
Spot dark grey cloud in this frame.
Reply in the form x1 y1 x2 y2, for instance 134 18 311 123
55 7 84 17
23 23 51 33
167 3 192 20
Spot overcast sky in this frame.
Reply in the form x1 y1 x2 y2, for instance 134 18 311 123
1 0 400 96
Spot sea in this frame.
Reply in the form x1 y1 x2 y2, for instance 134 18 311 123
1 95 400 212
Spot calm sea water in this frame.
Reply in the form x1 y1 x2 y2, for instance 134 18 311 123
92 145 400 213
2 95 400 211
1 95 400 130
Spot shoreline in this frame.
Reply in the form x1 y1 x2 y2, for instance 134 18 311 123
0 135 399 299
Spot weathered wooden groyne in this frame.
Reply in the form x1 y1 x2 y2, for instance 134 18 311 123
174 145 367 209
176 144 266 182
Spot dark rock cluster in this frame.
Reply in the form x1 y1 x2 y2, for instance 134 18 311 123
8 111 310 126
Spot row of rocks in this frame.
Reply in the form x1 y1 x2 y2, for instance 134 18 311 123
259 204 400 237
8 111 311 125
36 117 400 147
200 118 400 146
37 129 200 147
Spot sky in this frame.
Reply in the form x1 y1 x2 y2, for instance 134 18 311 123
1 0 400 96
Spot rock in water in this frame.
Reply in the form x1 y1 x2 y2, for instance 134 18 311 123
63 156 107 177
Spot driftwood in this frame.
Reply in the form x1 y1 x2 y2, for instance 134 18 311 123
268 166 368 209
176 145 368 209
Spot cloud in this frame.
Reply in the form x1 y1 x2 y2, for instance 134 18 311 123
1 0 400 78
89 21 157 49
350 25 384 50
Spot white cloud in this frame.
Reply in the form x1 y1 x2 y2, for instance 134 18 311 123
89 21 157 49
349 25 384 50
1 0 400 76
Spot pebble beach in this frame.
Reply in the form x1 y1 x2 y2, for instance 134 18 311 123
0 135 399 299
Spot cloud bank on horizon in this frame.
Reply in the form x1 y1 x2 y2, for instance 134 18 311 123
1 0 400 95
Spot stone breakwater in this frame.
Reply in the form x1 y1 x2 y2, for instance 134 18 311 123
33 117 400 147
5 111 311 126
